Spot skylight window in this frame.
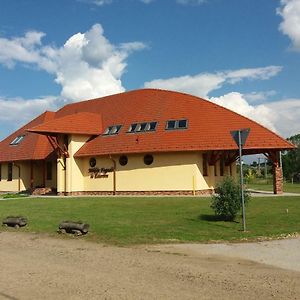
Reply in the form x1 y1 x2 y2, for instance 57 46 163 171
166 119 188 130
10 135 25 145
127 121 157 133
103 125 122 136
128 123 137 133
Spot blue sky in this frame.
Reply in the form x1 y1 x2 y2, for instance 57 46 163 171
0 0 299 140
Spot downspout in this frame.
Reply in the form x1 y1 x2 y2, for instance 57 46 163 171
13 163 21 192
109 155 116 195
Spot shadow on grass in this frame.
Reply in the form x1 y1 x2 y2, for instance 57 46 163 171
199 214 239 223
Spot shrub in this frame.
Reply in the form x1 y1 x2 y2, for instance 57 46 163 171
211 176 251 221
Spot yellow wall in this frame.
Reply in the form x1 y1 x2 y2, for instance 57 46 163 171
0 160 57 192
56 134 91 193
78 152 236 192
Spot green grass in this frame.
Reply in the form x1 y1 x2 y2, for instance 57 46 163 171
247 181 300 193
0 196 299 245
2 193 29 199
0 197 300 245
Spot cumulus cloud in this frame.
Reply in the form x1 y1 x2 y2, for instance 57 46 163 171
277 0 300 51
0 24 146 101
243 90 277 103
0 95 63 123
264 98 300 137
210 92 278 133
144 66 282 98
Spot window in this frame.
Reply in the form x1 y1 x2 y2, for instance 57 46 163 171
7 162 13 181
127 121 157 133
46 161 52 181
103 125 122 135
128 123 138 133
89 157 97 167
144 154 154 165
166 120 176 130
214 163 217 176
166 119 188 130
10 135 25 145
202 154 208 176
119 155 128 166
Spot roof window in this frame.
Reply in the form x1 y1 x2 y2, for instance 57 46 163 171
128 121 157 133
10 135 25 145
103 125 122 136
166 119 188 130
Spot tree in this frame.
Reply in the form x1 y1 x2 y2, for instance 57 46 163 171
211 177 251 221
282 134 300 182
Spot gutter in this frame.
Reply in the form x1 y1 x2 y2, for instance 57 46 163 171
109 155 116 195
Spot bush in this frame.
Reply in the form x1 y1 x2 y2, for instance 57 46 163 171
211 177 251 221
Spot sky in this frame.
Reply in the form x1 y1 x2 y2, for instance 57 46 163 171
0 0 300 141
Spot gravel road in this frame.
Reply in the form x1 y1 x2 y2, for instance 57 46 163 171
0 232 299 300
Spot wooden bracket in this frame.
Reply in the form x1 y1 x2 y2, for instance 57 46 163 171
46 135 69 158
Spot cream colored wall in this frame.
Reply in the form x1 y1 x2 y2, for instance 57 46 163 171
0 162 30 192
57 134 91 193
81 152 223 192
0 160 58 193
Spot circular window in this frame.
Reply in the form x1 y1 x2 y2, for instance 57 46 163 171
119 155 128 166
89 157 96 167
144 154 154 165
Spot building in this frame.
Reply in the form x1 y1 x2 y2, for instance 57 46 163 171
0 89 294 195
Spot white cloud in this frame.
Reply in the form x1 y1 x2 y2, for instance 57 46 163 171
278 0 300 51
243 90 277 103
0 24 146 101
210 92 278 133
176 0 206 4
78 0 112 6
264 98 300 137
0 96 63 123
144 66 282 98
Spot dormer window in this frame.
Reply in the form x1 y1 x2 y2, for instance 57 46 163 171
166 119 188 130
10 135 25 145
103 125 122 136
128 121 157 133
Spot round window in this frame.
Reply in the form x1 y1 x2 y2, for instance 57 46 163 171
119 155 128 166
144 154 153 165
89 157 96 167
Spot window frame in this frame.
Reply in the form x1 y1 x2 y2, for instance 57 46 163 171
127 121 158 133
10 135 25 146
103 125 122 136
165 119 188 130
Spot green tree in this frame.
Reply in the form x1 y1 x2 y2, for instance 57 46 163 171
211 177 251 221
282 134 300 182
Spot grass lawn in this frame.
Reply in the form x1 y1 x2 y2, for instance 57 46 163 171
247 182 300 193
0 196 299 245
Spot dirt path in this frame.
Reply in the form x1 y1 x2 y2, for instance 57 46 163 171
0 232 299 300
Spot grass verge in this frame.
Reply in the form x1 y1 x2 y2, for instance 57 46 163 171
247 182 300 193
0 196 299 245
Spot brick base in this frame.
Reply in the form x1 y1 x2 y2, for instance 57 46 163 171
273 165 283 194
57 189 214 196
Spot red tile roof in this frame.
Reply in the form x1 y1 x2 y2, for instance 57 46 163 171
0 89 294 163
28 112 102 136
0 111 55 162
45 89 292 157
